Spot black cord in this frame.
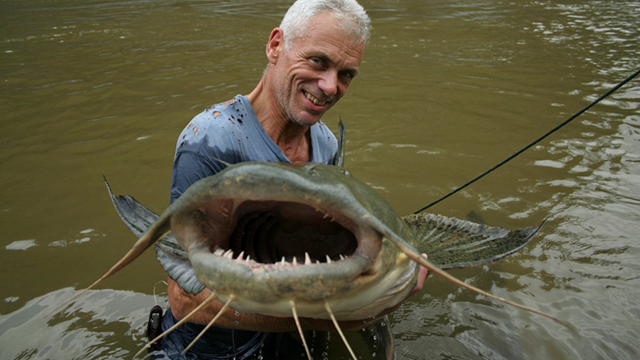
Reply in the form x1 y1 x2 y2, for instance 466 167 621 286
413 68 640 214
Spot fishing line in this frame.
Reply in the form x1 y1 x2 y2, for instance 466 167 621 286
152 280 167 306
414 68 640 214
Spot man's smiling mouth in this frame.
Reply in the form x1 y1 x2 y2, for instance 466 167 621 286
304 90 328 106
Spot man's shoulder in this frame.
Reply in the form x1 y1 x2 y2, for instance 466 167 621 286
207 96 245 117
313 120 338 147
176 97 247 154
192 96 245 128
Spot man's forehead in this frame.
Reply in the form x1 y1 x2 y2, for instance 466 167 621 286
297 12 363 47
291 15 364 63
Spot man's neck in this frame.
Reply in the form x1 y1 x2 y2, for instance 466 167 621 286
246 79 311 163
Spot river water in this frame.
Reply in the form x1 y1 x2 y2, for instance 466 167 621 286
1 0 639 359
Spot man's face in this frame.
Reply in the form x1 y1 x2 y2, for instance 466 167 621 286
271 13 365 127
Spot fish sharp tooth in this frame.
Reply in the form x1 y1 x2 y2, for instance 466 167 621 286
214 249 224 256
293 257 297 266
305 252 311 265
237 251 244 260
326 255 332 264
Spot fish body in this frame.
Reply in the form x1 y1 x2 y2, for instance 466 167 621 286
107 161 539 321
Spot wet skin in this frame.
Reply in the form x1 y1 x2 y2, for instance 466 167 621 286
269 12 365 127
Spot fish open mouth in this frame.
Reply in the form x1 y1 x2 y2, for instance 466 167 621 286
154 162 413 313
225 201 359 265
180 197 383 306
183 199 379 271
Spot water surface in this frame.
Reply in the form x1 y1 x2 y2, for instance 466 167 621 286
1 0 639 359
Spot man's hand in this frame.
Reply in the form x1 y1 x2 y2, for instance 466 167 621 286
367 253 429 319
408 253 429 297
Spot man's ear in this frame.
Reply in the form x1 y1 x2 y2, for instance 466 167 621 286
266 27 285 64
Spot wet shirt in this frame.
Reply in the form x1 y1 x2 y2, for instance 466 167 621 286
170 94 338 203
161 95 338 359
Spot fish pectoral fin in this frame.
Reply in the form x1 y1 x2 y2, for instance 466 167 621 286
155 247 205 295
105 176 200 294
105 175 186 256
104 175 159 237
402 213 542 269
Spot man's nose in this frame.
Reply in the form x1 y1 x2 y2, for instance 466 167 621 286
317 70 339 98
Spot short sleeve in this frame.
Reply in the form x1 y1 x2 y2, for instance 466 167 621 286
170 151 226 203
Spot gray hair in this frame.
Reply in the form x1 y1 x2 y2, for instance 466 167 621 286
279 0 371 50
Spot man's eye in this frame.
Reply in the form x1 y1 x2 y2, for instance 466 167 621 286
310 58 323 66
340 71 354 80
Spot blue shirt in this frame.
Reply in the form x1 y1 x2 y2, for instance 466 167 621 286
170 95 338 203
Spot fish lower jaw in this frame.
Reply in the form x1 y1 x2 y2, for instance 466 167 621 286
189 246 375 306
200 258 414 321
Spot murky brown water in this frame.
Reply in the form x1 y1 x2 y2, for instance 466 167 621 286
1 0 639 359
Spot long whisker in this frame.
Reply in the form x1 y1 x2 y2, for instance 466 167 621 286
183 294 236 354
324 301 357 360
398 245 573 329
64 232 166 308
58 209 173 314
289 300 312 360
133 291 219 358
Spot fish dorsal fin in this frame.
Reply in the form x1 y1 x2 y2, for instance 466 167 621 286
333 119 345 167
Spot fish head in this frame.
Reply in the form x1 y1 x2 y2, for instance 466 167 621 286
168 162 419 320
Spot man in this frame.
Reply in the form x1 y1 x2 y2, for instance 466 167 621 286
157 0 428 358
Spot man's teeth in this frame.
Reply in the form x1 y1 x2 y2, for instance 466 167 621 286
305 92 327 106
